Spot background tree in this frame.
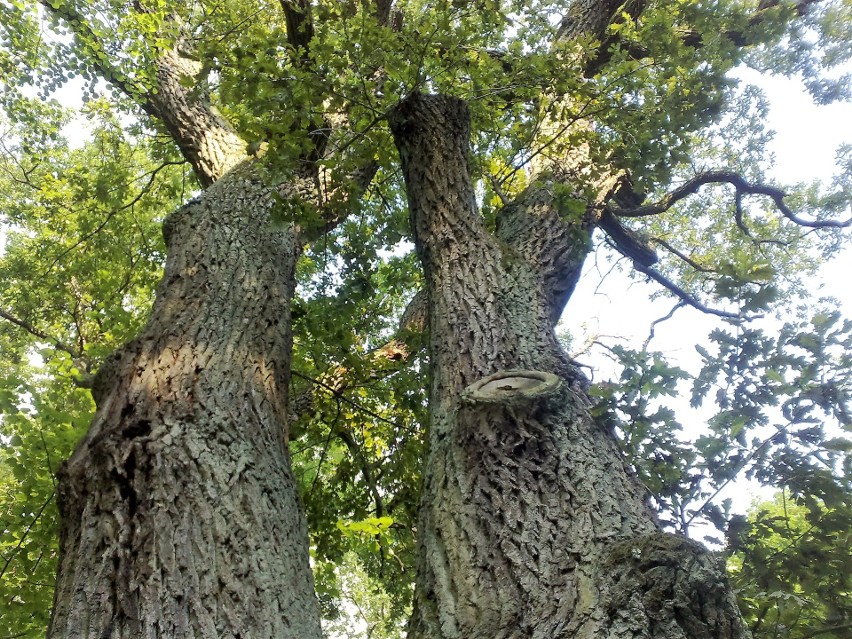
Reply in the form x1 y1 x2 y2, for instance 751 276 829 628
0 0 851 638
729 492 852 639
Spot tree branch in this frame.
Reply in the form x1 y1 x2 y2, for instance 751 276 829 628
598 208 658 267
610 170 852 229
580 0 827 75
292 370 401 429
0 308 81 359
39 1 247 185
798 621 852 639
643 301 686 350
628 260 745 320
280 0 314 55
651 237 716 273
0 493 55 582
556 0 647 45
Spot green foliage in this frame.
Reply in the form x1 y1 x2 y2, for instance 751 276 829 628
2 0 852 635
592 308 850 547
729 493 852 639
0 372 93 637
290 203 426 626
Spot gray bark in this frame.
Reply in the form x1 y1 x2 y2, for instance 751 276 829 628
47 165 322 639
390 93 750 639
151 48 248 187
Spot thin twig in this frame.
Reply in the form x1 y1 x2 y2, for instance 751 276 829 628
685 420 796 526
0 308 80 359
0 493 55 582
292 370 400 429
643 301 686 350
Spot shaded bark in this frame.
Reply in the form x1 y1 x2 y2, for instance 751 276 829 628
48 166 322 638
390 93 750 639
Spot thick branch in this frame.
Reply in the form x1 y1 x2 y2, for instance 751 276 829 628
598 208 657 267
556 0 647 44
687 0 825 48
496 176 592 324
280 0 314 54
611 170 852 229
40 1 247 186
374 0 394 27
152 48 248 186
799 622 852 639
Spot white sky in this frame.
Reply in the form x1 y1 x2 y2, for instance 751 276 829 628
3 57 850 523
561 69 852 520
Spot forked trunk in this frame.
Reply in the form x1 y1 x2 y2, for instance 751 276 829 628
390 93 750 639
47 166 322 638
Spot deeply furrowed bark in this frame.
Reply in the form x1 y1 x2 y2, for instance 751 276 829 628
390 93 750 639
47 165 322 639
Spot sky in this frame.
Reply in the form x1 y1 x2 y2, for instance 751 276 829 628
560 68 852 518
564 68 852 364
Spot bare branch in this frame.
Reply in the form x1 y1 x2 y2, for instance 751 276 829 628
598 208 658 267
292 370 401 429
643 301 686 350
651 238 716 273
0 308 81 359
610 170 852 229
628 260 745 320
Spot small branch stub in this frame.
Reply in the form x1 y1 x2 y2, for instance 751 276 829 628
463 370 563 405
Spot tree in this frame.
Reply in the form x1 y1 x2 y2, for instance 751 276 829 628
1 0 851 637
730 492 852 639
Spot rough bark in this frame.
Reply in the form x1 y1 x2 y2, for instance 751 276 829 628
390 93 750 639
152 48 248 187
47 165 322 639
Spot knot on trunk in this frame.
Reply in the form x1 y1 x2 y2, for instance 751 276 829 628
601 533 750 639
462 370 562 407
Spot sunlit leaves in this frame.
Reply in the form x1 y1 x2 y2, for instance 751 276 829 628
594 307 851 539
730 494 852 639
2 0 851 636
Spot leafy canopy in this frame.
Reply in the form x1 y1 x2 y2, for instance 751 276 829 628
1 0 852 637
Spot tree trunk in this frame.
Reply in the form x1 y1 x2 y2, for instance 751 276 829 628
47 165 322 639
390 93 750 639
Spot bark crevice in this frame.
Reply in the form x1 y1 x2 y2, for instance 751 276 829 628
390 92 749 639
48 168 322 639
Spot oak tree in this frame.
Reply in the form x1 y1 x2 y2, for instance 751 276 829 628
1 0 851 637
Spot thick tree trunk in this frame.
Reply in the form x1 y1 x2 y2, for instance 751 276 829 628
47 165 322 638
390 93 750 639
